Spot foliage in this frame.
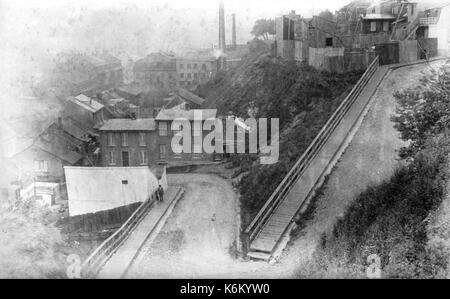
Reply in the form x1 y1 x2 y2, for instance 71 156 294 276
250 19 276 40
196 48 362 228
392 62 450 158
0 198 81 278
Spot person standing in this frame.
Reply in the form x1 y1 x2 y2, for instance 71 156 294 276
157 185 164 202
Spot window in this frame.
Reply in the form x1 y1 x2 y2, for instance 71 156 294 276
121 132 128 146
194 73 198 79
34 160 48 172
187 64 191 69
179 64 184 69
159 122 168 136
370 21 377 32
383 21 389 32
139 151 148 165
392 7 398 15
107 132 115 146
325 37 333 47
108 151 116 165
159 144 167 159
193 63 197 69
139 132 146 146
187 73 192 79
180 73 184 78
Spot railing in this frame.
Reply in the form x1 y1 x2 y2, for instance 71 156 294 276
419 17 439 25
243 56 380 246
81 191 158 277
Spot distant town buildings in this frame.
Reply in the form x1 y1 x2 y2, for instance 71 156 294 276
133 53 178 90
52 52 124 97
176 54 217 88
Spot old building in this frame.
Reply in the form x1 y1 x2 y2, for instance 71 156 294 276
52 52 124 97
275 11 310 61
98 108 218 167
98 118 157 167
176 54 217 89
155 109 218 162
417 4 450 56
133 53 178 90
64 94 112 129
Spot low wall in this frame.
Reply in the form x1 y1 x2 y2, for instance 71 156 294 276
65 166 164 216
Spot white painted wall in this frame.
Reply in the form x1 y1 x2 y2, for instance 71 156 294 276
428 5 450 56
64 166 163 216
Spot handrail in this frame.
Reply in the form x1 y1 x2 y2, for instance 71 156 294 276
244 56 380 243
81 191 158 277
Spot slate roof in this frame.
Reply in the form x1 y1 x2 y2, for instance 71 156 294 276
155 109 217 121
68 94 104 113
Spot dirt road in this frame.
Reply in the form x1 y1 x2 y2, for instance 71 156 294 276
125 174 243 278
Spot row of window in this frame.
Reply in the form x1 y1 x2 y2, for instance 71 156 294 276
369 21 390 32
106 123 202 147
179 63 208 70
107 142 204 166
179 73 207 79
108 150 150 165
107 132 147 147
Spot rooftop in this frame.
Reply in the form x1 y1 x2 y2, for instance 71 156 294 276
68 94 104 113
173 87 205 106
99 118 156 131
156 109 217 121
361 13 396 20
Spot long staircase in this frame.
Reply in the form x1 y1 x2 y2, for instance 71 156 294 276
244 57 389 261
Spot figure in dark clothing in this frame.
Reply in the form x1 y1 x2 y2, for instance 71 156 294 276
157 185 164 202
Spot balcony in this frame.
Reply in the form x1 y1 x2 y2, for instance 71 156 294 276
419 17 439 25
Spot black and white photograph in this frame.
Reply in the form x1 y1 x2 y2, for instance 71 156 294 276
0 0 450 283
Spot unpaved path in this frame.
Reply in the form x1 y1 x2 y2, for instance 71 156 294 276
125 174 246 278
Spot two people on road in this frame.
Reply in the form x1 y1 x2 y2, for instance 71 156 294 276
156 185 164 202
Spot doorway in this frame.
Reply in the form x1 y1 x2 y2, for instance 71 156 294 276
122 151 130 167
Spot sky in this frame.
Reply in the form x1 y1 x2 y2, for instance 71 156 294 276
0 0 353 92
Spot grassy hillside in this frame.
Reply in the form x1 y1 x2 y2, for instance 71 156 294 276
195 40 363 229
296 62 450 279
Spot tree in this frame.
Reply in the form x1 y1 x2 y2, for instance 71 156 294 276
251 19 275 40
392 62 450 158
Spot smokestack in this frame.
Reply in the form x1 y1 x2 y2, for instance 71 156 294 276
232 13 236 49
218 0 226 70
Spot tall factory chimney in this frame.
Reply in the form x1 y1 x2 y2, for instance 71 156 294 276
218 0 226 70
231 13 237 49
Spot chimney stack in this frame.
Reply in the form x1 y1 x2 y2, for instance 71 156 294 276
218 0 226 70
232 13 237 49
